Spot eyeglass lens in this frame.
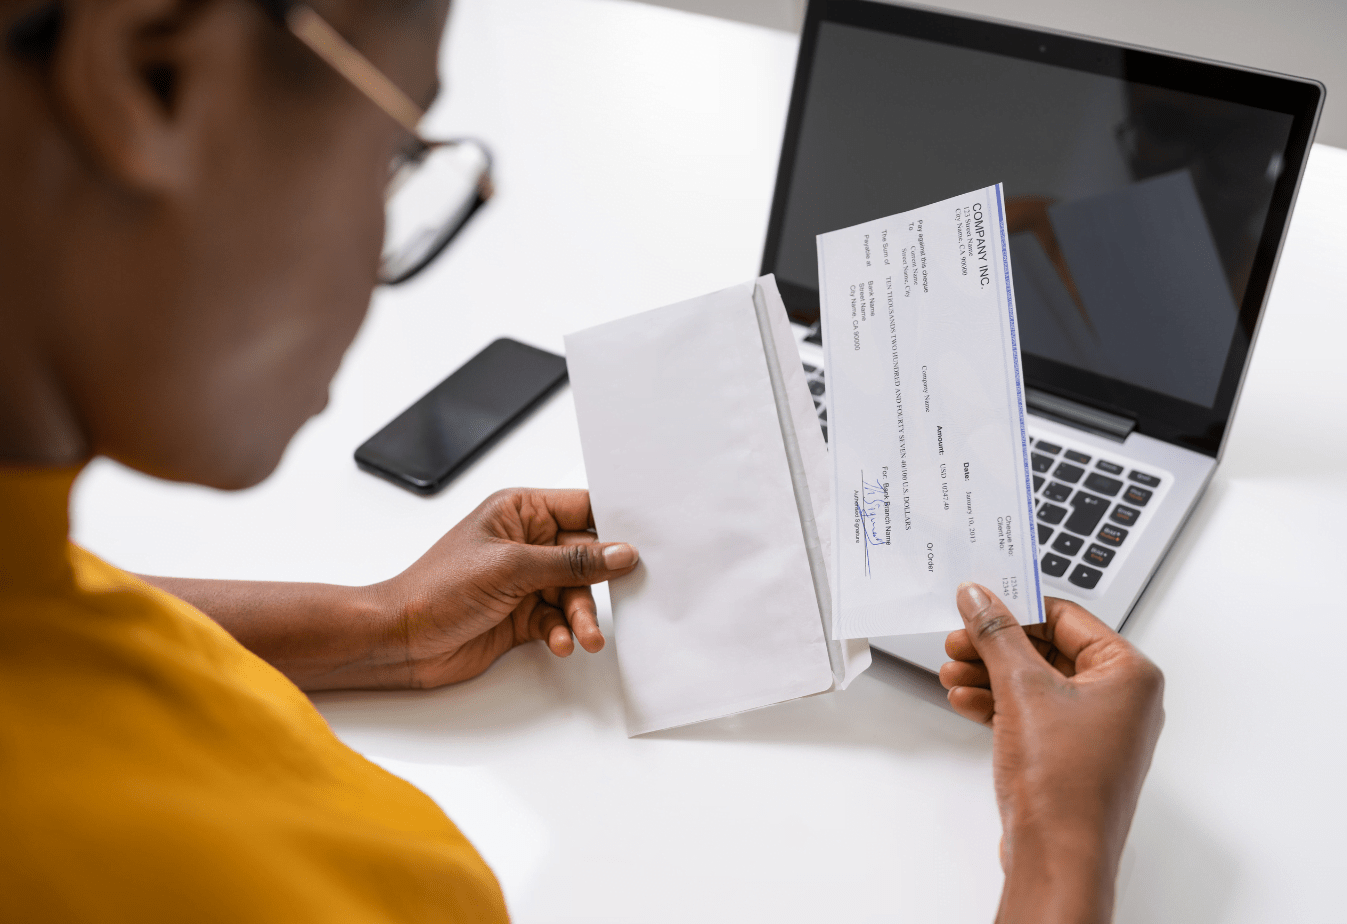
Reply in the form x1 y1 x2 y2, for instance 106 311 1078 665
380 139 492 285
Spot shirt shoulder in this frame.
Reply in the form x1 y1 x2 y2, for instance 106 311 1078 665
0 546 508 924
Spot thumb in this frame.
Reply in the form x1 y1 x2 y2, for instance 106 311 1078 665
955 582 1042 681
506 540 639 594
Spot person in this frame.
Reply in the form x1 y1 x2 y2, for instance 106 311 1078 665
0 0 1164 921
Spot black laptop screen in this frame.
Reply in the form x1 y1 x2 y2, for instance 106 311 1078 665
763 2 1321 454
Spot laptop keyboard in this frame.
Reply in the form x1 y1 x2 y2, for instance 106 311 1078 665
802 360 1167 597
803 362 827 442
1027 437 1165 595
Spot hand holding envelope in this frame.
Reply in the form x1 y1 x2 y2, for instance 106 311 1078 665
565 277 870 736
566 185 1040 735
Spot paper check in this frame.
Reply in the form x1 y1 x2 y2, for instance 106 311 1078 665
819 184 1044 639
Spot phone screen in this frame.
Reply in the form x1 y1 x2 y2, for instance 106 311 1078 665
355 338 568 495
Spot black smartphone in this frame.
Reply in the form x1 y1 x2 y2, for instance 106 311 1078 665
355 338 568 495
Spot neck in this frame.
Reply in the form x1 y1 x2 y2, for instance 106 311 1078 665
0 77 91 468
0 311 91 467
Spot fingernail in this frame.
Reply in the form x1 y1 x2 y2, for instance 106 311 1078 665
603 543 638 569
957 582 989 615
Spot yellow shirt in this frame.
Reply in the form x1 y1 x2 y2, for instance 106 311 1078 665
0 468 509 923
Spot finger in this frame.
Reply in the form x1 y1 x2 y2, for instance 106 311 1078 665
1024 623 1078 676
547 620 574 657
522 488 597 532
508 596 573 656
954 604 1062 669
955 582 1044 683
505 539 639 595
939 659 990 690
1023 629 1055 661
950 621 1053 665
561 584 605 653
530 601 573 657
945 628 978 661
1040 596 1123 668
947 685 995 726
551 532 607 653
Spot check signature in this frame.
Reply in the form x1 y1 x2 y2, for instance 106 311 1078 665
856 474 887 577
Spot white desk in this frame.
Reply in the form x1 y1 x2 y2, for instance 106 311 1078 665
71 0 1347 920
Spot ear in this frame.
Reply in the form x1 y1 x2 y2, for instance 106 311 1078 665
52 0 224 193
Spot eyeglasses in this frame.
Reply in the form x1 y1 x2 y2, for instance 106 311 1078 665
259 0 493 285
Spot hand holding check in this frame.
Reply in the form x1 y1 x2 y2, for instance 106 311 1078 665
942 583 1165 924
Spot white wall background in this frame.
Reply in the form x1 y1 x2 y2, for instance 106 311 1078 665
634 0 1345 149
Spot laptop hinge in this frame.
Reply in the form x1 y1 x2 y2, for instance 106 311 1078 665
1026 388 1135 442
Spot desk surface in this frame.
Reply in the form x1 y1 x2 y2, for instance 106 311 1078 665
71 0 1347 920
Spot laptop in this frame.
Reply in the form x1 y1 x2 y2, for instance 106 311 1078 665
760 0 1324 672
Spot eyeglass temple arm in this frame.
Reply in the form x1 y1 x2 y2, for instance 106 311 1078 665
256 0 425 135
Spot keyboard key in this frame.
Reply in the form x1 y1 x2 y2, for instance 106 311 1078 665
1122 484 1152 507
1042 481 1072 503
818 408 827 422
1031 453 1053 473
1033 475 1044 493
1110 504 1139 527
1041 553 1070 577
808 379 825 396
1035 440 1062 455
1068 564 1103 589
1063 492 1108 535
1083 544 1115 568
1037 503 1066 525
1129 470 1160 487
1096 524 1128 547
1037 524 1054 545
1052 533 1083 556
1065 449 1091 464
1096 459 1123 475
1083 472 1122 496
802 363 819 375
1053 462 1084 483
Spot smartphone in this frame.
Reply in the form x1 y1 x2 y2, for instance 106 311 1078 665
355 338 568 495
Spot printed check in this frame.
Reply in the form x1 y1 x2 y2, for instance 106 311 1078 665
819 184 1044 639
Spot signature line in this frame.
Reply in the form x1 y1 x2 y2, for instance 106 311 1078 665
857 470 886 577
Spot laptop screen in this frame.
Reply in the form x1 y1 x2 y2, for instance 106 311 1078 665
762 1 1322 454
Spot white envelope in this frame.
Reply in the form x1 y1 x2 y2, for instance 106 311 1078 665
566 276 870 736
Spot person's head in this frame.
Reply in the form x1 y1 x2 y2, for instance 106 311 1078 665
0 0 449 488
